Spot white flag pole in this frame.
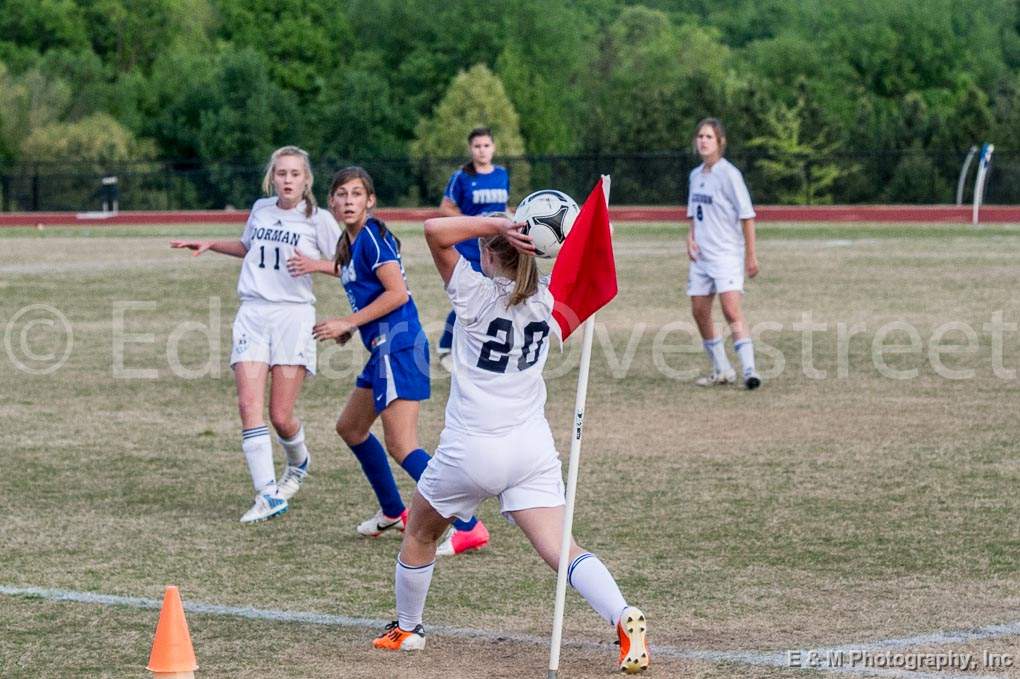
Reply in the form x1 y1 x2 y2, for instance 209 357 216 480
547 175 611 679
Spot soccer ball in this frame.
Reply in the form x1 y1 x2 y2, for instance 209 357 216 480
513 189 580 258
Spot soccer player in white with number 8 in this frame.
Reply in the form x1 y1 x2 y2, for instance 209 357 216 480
171 146 341 523
371 214 650 675
687 118 761 389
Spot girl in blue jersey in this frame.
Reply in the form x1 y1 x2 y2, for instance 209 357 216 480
290 166 487 549
436 127 510 369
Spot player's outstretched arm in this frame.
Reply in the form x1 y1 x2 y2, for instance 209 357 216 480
424 216 534 284
286 252 336 277
170 240 247 258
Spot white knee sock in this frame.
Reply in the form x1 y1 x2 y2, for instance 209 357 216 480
703 337 732 373
242 426 275 492
567 553 628 626
734 338 756 375
279 424 309 467
396 558 435 630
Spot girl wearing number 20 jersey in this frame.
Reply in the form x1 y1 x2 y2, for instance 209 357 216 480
371 214 651 675
171 146 341 524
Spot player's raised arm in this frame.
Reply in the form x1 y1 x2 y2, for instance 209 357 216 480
423 215 534 284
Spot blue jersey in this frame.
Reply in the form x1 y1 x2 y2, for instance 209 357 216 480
339 218 423 354
444 166 510 270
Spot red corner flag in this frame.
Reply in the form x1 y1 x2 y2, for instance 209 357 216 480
549 177 618 340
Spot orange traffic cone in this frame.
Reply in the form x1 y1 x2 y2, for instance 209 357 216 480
147 586 198 678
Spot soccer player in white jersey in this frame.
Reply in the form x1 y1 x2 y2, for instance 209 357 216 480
171 146 341 523
686 117 761 389
371 214 650 675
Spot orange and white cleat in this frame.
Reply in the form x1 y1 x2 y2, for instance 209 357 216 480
617 606 650 674
436 520 490 556
372 621 426 651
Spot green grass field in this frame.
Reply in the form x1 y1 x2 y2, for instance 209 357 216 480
2 221 1019 678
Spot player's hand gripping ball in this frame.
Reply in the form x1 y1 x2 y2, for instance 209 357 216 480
512 190 579 258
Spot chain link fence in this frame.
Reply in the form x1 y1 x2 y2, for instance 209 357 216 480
1 150 1017 212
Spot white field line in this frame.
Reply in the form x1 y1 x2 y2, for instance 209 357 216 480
2 585 1016 679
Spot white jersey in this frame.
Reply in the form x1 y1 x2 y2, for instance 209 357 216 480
445 257 554 436
686 158 755 265
237 198 341 304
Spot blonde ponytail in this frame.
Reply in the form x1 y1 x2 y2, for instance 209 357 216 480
510 248 539 306
300 184 317 218
480 233 538 307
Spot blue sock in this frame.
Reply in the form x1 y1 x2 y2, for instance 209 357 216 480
400 448 431 481
400 448 477 532
350 434 404 518
438 309 456 351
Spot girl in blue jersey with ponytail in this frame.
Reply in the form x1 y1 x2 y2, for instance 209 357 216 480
289 166 488 554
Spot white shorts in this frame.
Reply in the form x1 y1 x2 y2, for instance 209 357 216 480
230 302 317 374
417 417 565 522
687 258 744 296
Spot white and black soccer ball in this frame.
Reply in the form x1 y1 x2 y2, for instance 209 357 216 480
513 189 580 258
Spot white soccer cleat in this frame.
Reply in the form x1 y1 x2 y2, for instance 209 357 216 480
356 508 407 537
744 369 762 390
277 457 309 501
695 368 737 386
240 489 288 524
616 606 650 674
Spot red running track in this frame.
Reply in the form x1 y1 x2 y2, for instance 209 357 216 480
1 205 1019 226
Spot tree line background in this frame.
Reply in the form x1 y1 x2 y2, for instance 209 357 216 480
1 0 1018 209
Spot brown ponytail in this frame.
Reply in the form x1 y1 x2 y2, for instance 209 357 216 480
480 232 538 307
300 185 316 219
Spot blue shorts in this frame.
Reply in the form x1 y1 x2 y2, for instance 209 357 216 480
356 344 431 413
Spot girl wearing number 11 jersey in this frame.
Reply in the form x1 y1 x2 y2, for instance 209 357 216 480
171 146 341 524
